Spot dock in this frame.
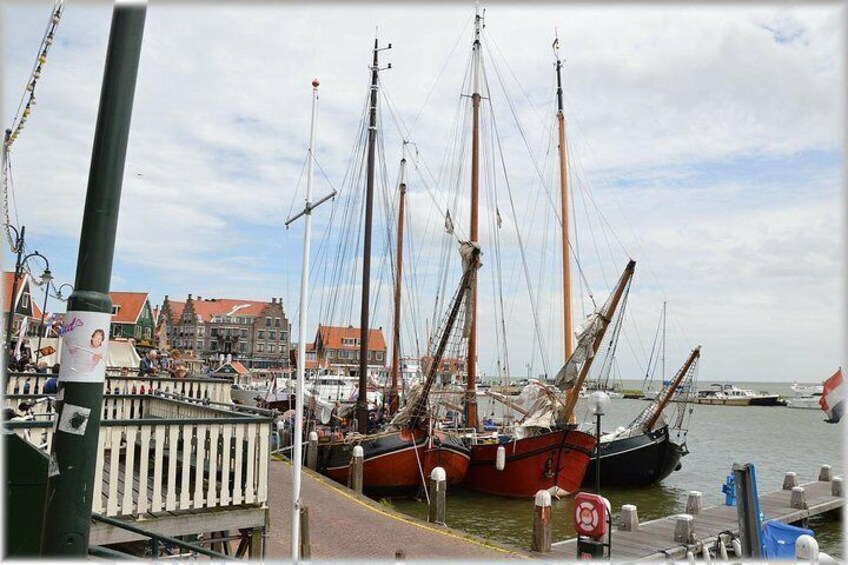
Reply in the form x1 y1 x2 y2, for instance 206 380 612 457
550 470 844 561
265 459 527 560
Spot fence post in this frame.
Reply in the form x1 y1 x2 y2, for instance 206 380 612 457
300 506 311 559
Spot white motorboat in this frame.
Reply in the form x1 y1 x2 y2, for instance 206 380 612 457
787 382 823 410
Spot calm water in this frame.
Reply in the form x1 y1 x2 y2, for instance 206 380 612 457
388 382 844 557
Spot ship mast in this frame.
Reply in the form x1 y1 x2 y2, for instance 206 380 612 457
554 36 573 364
357 38 390 433
643 345 701 432
389 150 407 414
465 2 483 431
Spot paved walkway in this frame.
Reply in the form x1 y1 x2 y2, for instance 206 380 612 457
265 459 527 560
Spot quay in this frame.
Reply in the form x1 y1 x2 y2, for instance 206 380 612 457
265 459 527 560
550 468 844 561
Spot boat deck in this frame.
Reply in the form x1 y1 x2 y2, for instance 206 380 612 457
550 475 843 561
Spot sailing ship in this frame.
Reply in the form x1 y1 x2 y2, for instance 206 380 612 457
316 39 475 492
583 346 701 487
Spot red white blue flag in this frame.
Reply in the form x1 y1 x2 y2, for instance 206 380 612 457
819 368 845 424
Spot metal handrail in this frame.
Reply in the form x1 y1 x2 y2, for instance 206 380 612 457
91 512 234 560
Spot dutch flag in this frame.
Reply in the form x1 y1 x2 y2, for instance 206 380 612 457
819 368 845 424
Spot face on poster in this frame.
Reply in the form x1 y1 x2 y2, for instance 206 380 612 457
59 310 112 383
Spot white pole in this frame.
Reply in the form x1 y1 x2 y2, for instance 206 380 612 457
292 78 320 564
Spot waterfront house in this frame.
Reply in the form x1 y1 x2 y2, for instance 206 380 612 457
2 271 43 338
313 324 387 376
108 291 156 349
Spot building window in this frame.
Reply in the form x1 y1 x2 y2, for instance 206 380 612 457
21 293 30 309
281 331 288 342
210 342 218 351
198 326 205 337
111 305 121 315
240 329 248 338
239 343 247 353
112 325 122 338
275 318 281 327
342 337 359 347
265 317 271 327
328 350 334 359
269 344 276 353
258 330 265 339
269 331 276 340
197 340 203 350
258 343 265 353
376 351 384 361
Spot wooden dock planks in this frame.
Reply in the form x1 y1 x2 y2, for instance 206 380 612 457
551 477 844 561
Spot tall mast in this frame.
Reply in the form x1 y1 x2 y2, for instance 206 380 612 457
357 38 390 433
554 37 573 363
291 78 320 563
465 2 483 431
662 300 667 382
389 150 407 414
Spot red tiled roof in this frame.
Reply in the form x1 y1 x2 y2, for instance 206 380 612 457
169 301 186 320
109 292 149 323
190 298 271 322
292 343 323 369
230 360 250 374
317 325 386 351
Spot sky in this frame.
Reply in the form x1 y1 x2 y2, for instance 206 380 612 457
1 1 845 383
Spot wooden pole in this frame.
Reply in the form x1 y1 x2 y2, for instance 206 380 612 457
554 39 573 364
389 156 407 415
562 260 635 421
531 490 552 553
428 467 446 525
351 445 364 494
465 5 483 431
357 38 386 433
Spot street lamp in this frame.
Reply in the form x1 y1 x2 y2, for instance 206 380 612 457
52 283 74 302
19 252 53 363
588 391 610 495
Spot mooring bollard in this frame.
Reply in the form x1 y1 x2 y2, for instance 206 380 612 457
306 431 319 470
832 477 844 497
620 504 639 531
394 549 406 564
686 491 703 515
351 445 364 494
300 506 311 559
428 467 447 525
783 471 798 490
819 464 832 482
531 489 552 553
791 486 807 509
673 514 694 544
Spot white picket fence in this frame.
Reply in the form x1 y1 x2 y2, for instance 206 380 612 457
5 372 233 403
5 396 271 519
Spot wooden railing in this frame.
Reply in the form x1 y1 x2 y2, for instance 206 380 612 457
4 395 271 519
4 372 233 403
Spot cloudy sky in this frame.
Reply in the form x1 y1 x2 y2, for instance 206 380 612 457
2 2 844 383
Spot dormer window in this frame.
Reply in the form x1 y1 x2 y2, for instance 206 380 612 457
112 305 121 315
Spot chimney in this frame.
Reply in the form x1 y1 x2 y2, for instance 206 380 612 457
198 295 202 301
188 294 193 300
164 294 169 301
271 297 276 304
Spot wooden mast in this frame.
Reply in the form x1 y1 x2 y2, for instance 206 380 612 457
554 37 573 364
643 345 701 432
465 5 483 430
357 38 389 433
389 154 407 414
562 260 635 422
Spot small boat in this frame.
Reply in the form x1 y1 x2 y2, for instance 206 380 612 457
694 383 781 406
787 382 824 410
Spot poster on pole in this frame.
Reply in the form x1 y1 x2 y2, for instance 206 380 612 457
58 310 111 383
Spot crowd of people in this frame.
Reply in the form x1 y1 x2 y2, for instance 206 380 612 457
137 349 189 378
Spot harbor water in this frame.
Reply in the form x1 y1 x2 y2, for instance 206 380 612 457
389 381 844 557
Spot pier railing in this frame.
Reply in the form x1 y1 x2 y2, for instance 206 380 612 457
4 371 232 403
4 395 271 519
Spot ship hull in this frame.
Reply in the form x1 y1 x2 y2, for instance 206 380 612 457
583 425 685 487
319 428 470 493
462 428 595 498
747 395 782 406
